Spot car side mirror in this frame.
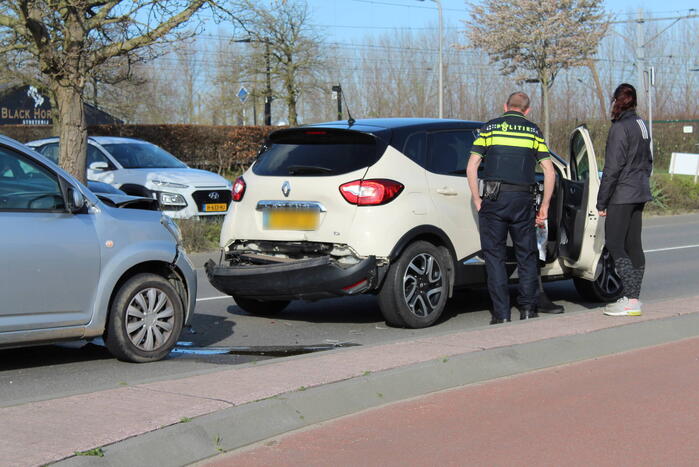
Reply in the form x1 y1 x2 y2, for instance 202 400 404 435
89 161 109 171
67 186 86 213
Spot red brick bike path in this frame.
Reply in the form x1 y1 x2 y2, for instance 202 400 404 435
205 336 699 467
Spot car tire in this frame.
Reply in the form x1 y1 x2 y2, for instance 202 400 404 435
234 296 290 315
573 248 624 302
104 273 184 363
378 240 450 328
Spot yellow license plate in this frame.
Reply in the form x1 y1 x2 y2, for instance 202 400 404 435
264 210 319 230
204 203 228 212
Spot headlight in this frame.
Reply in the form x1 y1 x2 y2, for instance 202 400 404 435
152 179 189 189
158 192 188 207
161 215 182 244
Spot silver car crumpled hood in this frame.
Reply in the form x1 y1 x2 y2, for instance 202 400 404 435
95 193 160 211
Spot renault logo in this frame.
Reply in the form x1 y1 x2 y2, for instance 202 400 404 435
281 181 291 197
208 192 220 200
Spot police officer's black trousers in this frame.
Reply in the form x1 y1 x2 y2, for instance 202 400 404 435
478 191 538 319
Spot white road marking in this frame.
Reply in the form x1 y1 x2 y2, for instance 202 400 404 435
644 244 699 253
196 295 232 302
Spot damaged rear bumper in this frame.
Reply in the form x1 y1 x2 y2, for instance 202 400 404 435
205 255 378 301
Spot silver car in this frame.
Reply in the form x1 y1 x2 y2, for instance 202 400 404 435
0 135 197 362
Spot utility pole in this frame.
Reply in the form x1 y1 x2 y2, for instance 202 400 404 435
264 40 272 126
437 0 443 118
332 84 343 120
636 9 646 114
646 66 655 157
417 0 443 118
234 37 273 126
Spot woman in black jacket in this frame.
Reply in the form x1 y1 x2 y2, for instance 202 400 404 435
597 83 653 316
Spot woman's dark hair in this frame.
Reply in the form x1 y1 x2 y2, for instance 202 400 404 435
611 83 637 120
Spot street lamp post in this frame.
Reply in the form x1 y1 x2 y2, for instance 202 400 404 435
234 37 273 126
419 0 443 118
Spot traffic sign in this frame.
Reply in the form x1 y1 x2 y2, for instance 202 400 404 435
237 87 249 104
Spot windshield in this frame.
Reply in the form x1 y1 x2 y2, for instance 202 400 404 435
101 142 187 169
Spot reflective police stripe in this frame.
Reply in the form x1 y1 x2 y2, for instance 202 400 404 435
490 136 537 149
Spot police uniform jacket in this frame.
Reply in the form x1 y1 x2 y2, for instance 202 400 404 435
470 111 551 185
596 110 653 211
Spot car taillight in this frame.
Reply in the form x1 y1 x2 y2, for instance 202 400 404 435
339 179 404 206
232 176 246 202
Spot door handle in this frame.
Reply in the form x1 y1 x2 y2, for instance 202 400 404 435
436 187 458 196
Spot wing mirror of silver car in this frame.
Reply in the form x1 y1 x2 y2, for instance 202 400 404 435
67 186 86 213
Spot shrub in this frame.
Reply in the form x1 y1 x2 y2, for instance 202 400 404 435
176 217 223 252
647 174 699 214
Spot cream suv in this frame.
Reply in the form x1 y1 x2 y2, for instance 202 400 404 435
206 118 620 328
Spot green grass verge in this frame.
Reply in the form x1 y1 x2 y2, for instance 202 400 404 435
647 174 699 214
175 217 223 252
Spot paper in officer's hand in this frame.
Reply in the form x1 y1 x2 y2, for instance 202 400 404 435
536 220 548 262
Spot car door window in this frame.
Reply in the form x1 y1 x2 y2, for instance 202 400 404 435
570 131 589 182
402 132 427 167
427 130 477 177
0 146 65 211
87 145 114 169
37 143 59 163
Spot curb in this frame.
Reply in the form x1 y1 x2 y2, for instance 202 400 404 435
55 311 699 467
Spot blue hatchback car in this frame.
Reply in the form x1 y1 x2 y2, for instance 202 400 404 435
0 135 196 362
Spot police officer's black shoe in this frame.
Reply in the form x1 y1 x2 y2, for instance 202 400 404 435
537 292 564 313
489 317 511 325
519 306 539 320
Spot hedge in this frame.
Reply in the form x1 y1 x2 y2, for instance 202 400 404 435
1 124 277 175
3 118 697 175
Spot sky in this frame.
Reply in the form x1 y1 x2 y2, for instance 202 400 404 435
302 0 698 42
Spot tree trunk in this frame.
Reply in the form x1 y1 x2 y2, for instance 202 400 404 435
287 84 298 126
54 85 88 183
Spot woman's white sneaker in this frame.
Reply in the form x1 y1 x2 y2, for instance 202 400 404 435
604 297 642 316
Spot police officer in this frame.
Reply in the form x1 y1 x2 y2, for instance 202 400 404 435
466 92 556 324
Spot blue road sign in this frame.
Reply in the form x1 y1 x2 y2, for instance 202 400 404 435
237 87 249 104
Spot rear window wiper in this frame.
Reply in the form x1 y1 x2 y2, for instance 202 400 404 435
287 165 334 175
448 169 466 175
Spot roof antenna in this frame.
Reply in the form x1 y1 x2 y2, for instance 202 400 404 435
333 83 355 127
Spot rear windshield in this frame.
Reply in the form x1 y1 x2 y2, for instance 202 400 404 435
252 129 383 177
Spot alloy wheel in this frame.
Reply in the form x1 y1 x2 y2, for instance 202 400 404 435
125 287 175 351
402 253 443 318
596 249 623 297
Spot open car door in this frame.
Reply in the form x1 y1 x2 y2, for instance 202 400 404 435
558 125 604 280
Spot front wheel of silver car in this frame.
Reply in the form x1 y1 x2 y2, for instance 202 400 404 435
573 248 624 302
378 241 450 328
105 273 184 363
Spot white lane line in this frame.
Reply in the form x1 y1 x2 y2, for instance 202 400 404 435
644 244 699 253
196 295 232 302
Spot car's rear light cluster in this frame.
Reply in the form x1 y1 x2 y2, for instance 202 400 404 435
232 176 246 202
339 179 404 206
